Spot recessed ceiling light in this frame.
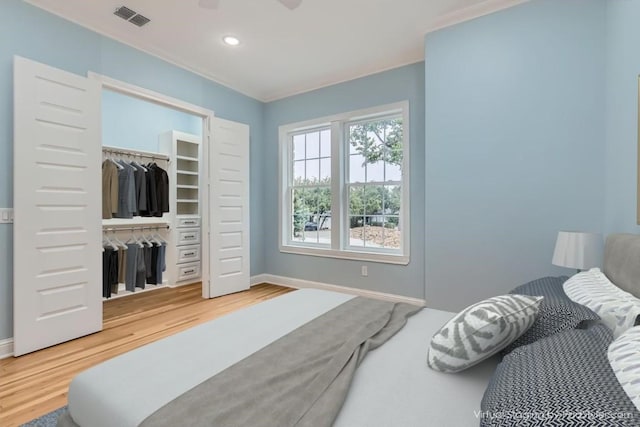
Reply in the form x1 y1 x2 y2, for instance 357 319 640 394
223 36 240 46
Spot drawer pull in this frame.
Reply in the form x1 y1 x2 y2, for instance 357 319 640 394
184 220 196 225
184 252 195 257
184 235 196 240
184 269 196 275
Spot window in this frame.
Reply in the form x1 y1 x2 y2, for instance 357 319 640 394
279 102 410 264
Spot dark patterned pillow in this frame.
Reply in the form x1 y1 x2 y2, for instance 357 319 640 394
481 324 640 426
502 276 600 354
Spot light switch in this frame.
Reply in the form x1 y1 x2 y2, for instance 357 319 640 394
0 208 13 224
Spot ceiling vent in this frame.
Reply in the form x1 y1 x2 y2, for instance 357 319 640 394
114 6 151 27
129 14 150 27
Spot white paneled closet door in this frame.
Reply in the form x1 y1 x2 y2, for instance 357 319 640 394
208 118 250 298
13 56 102 356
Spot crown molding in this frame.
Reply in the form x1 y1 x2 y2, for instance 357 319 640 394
426 0 529 34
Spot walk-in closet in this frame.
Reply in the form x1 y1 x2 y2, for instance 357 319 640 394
13 57 250 356
100 89 203 299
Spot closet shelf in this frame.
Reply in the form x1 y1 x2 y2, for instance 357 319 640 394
102 218 171 228
177 185 199 190
177 170 198 176
176 155 198 162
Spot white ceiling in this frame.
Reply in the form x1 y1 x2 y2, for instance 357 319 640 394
25 0 523 102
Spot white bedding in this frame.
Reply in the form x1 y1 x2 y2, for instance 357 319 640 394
68 289 496 427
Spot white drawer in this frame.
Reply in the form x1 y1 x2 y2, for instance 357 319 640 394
177 245 201 263
177 262 201 282
177 217 200 228
177 228 200 245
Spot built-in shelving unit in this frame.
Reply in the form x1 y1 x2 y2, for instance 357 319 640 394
159 131 203 286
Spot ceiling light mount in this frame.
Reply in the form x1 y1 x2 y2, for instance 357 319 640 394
222 36 241 46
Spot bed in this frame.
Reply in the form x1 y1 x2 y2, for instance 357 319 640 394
58 234 640 427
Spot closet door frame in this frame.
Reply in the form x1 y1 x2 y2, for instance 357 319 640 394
88 73 215 298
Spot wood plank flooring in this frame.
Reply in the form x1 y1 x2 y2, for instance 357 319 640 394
0 283 293 427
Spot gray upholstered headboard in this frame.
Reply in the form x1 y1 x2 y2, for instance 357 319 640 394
603 234 640 298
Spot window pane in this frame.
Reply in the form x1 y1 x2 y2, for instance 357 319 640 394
292 188 311 242
348 123 368 155
363 185 384 215
291 187 331 245
320 157 331 182
348 216 365 247
320 129 331 157
306 131 320 158
349 154 366 183
293 134 305 160
306 159 319 183
349 186 364 215
385 161 402 182
367 161 384 183
293 160 305 182
363 216 384 248
384 185 401 215
382 216 401 249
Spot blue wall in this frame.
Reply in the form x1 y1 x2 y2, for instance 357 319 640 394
263 63 426 299
0 0 265 340
102 89 202 152
604 0 640 235
424 0 607 310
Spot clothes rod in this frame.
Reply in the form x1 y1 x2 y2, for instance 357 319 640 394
103 225 170 232
102 145 170 162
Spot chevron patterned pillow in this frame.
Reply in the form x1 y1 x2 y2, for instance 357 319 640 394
482 324 640 426
609 326 640 412
564 268 640 338
427 294 542 373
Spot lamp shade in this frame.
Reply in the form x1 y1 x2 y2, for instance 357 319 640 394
552 231 603 270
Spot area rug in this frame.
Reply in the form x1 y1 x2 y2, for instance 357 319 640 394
21 406 66 427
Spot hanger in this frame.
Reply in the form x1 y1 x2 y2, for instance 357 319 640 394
111 231 127 249
108 152 124 170
125 229 144 248
132 159 148 172
102 233 119 251
152 231 167 245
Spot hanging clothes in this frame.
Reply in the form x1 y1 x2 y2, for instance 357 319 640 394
102 247 118 299
125 243 138 292
143 242 154 284
102 160 119 219
147 243 160 285
156 242 167 285
135 245 146 289
115 246 127 294
151 163 170 217
114 160 137 219
131 162 147 216
141 166 158 217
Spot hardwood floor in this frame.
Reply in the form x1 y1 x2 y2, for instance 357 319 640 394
0 283 293 427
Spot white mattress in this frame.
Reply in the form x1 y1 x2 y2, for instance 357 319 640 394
336 306 497 427
68 289 496 427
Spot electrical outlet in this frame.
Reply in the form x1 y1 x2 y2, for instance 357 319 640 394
0 208 13 224
361 265 368 277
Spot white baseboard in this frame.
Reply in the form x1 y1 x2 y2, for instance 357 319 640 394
0 338 14 359
0 276 422 360
251 273 426 307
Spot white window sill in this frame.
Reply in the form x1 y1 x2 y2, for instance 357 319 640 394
279 244 410 265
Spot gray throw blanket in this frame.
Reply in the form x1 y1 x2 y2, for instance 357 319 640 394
140 297 420 427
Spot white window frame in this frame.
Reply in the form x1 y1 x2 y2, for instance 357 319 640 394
278 101 410 265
